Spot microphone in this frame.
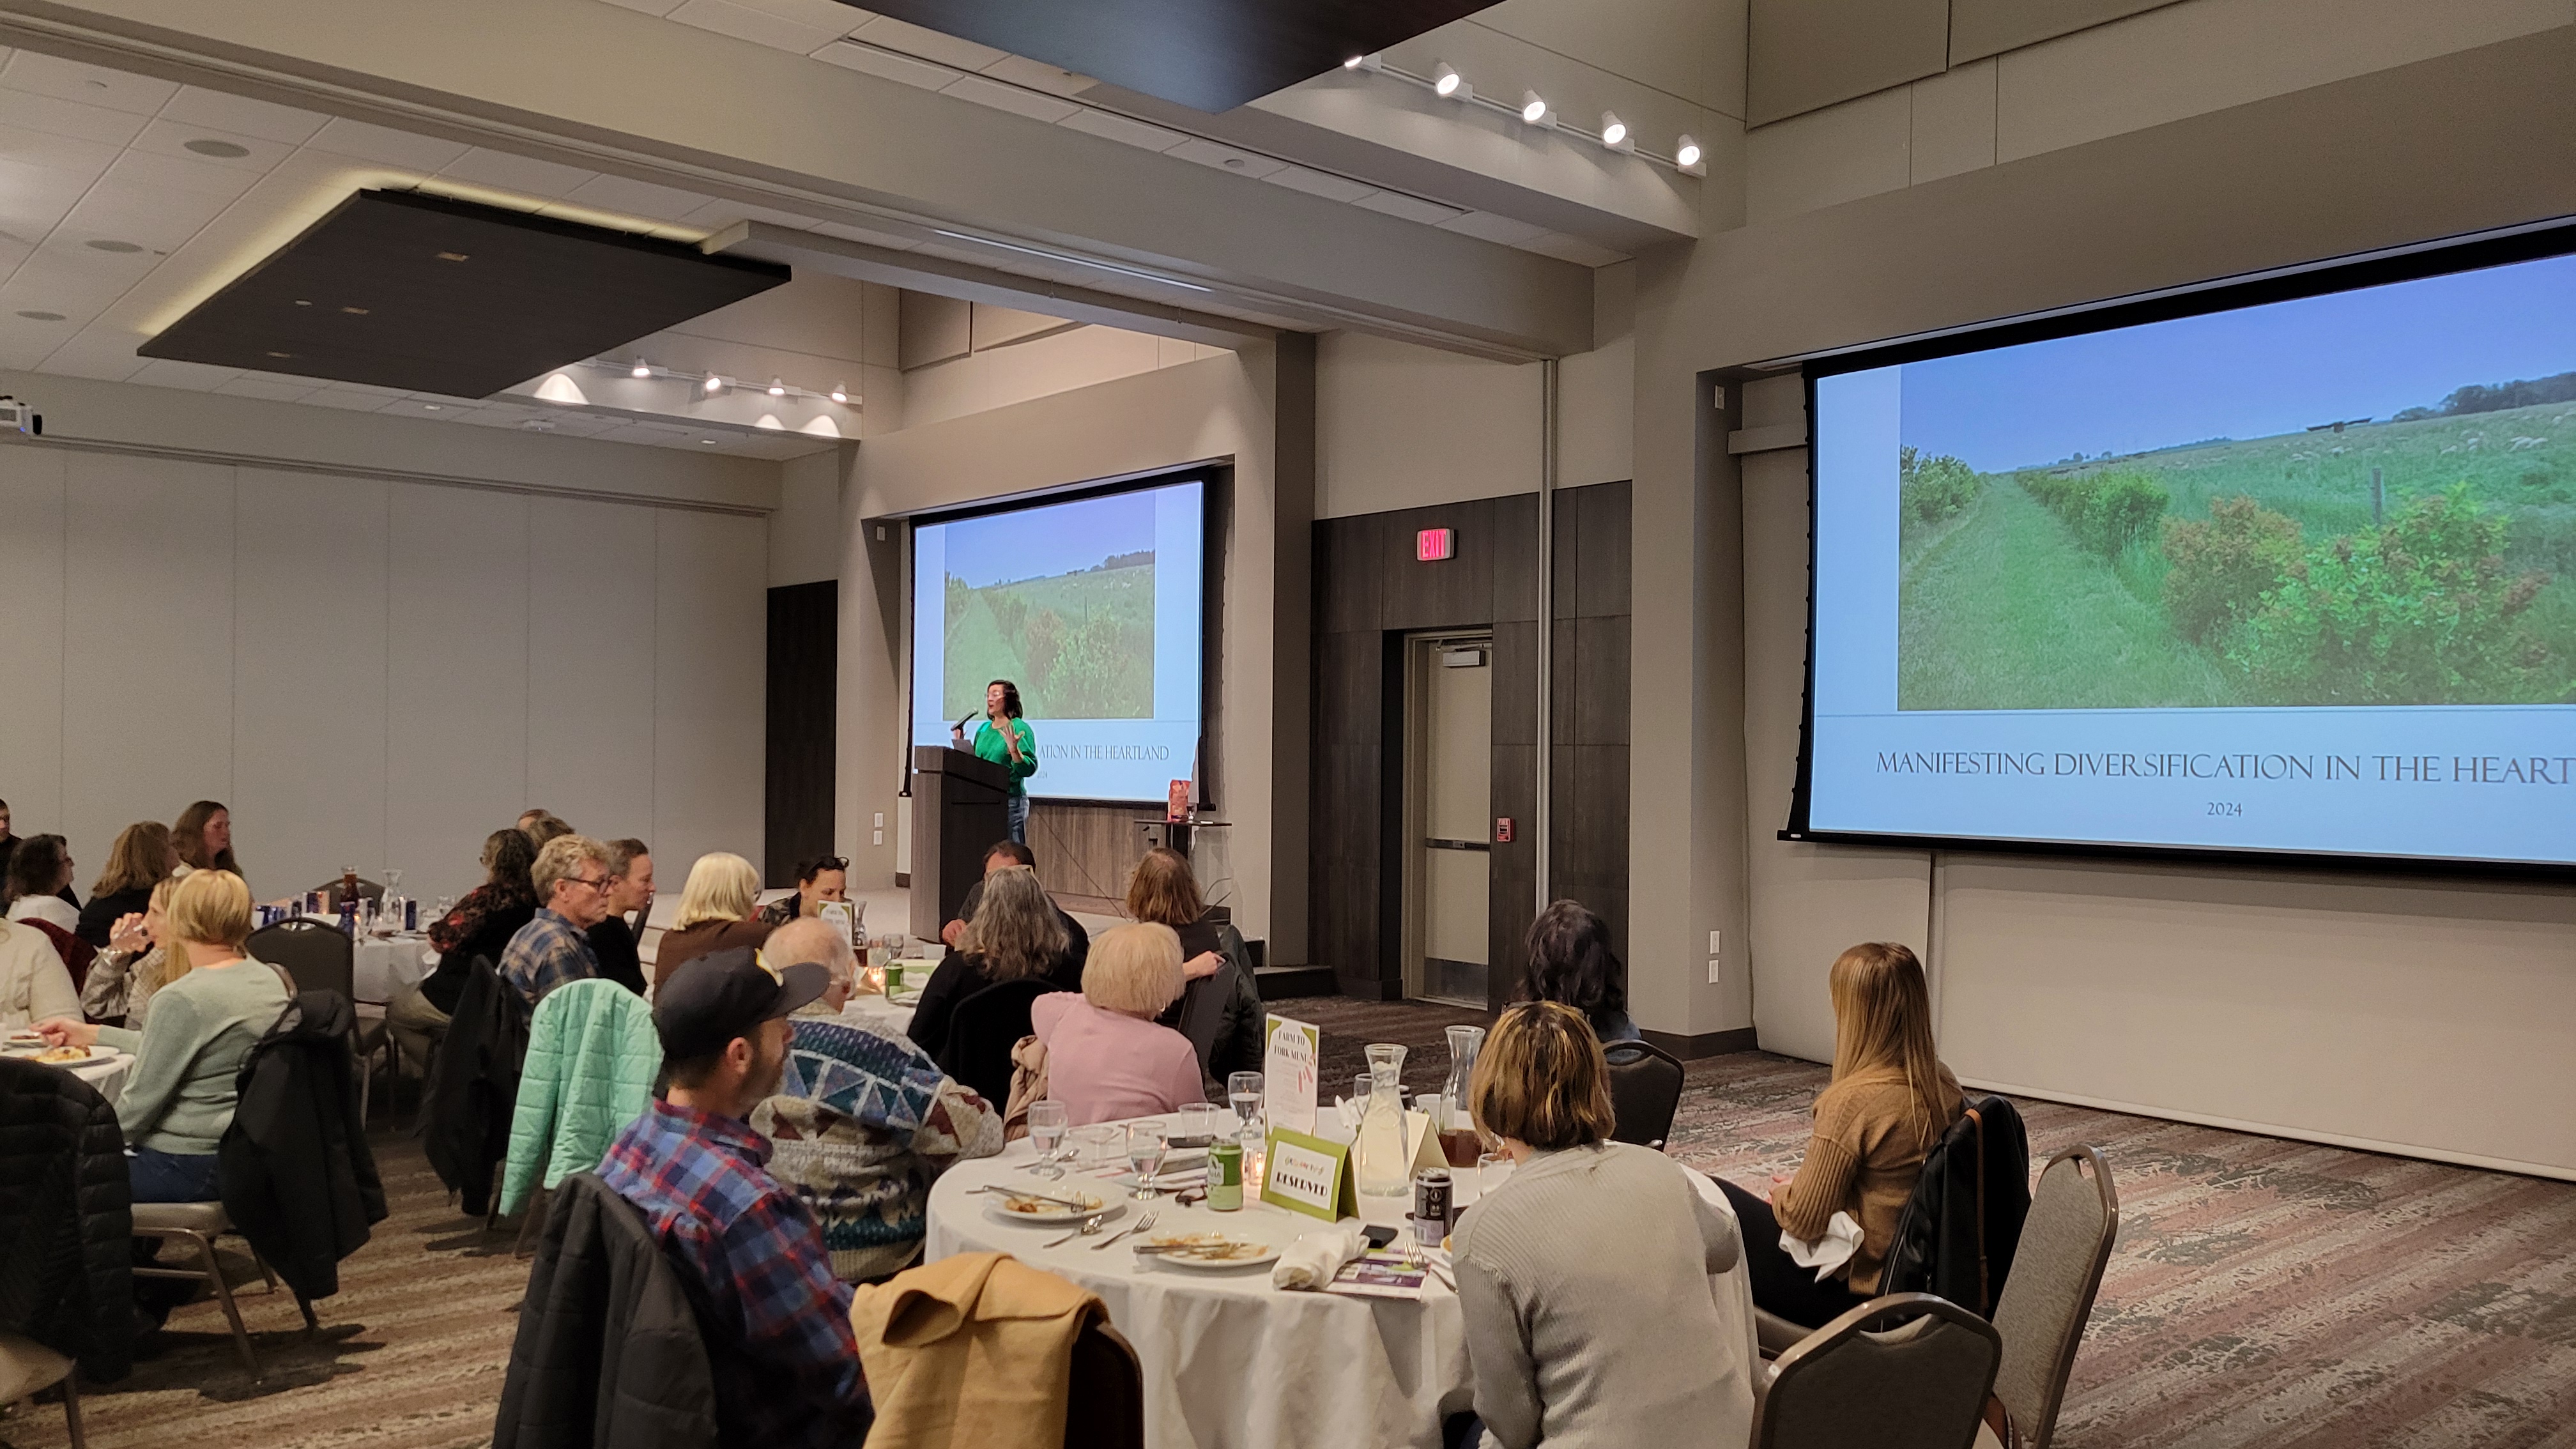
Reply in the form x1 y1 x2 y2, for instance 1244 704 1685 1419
955 711 979 733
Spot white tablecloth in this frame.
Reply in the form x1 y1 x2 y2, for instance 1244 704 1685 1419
927 1123 1761 1449
353 935 434 1004
834 993 916 1038
63 1050 133 1108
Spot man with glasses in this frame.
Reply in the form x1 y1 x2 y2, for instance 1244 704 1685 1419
758 854 851 927
500 834 616 1006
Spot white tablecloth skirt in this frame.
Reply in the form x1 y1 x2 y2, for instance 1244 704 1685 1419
353 935 434 1004
64 1050 133 1108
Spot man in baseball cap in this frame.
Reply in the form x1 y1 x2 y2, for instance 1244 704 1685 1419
595 947 870 1443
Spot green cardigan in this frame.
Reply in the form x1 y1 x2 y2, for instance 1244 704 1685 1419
972 717 1039 797
500 977 662 1215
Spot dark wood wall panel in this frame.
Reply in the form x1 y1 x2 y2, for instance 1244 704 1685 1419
1308 482 1630 1006
764 581 836 887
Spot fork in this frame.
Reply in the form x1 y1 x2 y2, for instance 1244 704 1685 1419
1094 1210 1158 1250
1043 1214 1106 1248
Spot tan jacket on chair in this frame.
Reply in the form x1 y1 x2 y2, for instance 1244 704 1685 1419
850 1250 1105 1449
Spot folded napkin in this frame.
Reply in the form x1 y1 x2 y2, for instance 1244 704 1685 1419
1271 1225 1368 1291
1781 1211 1864 1282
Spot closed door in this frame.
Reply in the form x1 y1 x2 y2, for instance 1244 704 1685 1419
1406 633 1492 1008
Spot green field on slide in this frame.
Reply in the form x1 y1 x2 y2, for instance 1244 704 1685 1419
1897 401 2576 710
944 562 1156 720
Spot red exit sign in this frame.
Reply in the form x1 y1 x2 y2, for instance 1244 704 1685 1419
1416 527 1454 561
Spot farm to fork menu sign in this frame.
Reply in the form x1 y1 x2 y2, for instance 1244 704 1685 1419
1263 1015 1319 1135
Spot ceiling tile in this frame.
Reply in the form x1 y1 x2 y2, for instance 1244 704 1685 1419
1261 164 1376 204
813 218 921 251
379 397 463 418
33 328 147 381
666 0 843 54
1350 190 1464 225
679 197 824 230
1055 107 1188 153
157 86 328 146
130 118 294 175
295 385 399 411
1514 229 1630 266
1437 210 1550 248
979 55 1094 98
306 116 473 172
597 0 688 13
939 73 1079 124
600 422 696 444
1165 137 1286 180
0 332 55 371
100 148 261 205
436 147 601 198
0 51 177 117
128 357 241 391
213 376 319 401
848 15 1008 71
61 180 234 252
562 173 719 223
0 86 149 148
809 40 961 90
725 0 870 32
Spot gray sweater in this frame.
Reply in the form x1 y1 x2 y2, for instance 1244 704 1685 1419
1451 1142 1747 1449
95 957 291 1156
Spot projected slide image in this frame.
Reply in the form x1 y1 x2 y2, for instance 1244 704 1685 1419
940 495 1156 721
1895 268 2576 713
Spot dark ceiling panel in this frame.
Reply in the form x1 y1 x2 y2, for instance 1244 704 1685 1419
141 189 789 399
850 0 1506 112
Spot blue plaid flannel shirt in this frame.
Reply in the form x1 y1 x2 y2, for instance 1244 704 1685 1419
497 907 599 1005
598 1099 869 1446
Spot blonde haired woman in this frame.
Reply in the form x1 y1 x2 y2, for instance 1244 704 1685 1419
905 866 1076 1064
1449 1000 1749 1449
653 850 773 987
1027 921 1203 1126
1717 941 1961 1328
37 870 291 1202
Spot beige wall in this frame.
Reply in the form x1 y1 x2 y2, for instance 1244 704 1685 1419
1639 23 2576 1174
899 321 1233 433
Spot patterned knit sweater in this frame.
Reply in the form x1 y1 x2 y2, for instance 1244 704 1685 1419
1774 1064 1963 1293
751 1017 1004 1282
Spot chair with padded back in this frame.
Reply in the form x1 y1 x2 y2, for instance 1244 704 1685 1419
1602 1037 1685 1150
1987 1147 2117 1449
130 1200 312 1381
1754 1292 2002 1449
1064 1316 1144 1449
0 1332 85 1448
246 919 392 1121
937 976 1054 1110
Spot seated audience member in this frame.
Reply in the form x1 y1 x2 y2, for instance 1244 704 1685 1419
519 809 573 847
171 799 241 878
498 834 615 1006
759 854 850 926
586 837 654 997
1030 921 1205 1127
1519 900 1639 1043
77 822 175 947
753 918 1004 1280
4 833 80 932
656 852 775 987
397 829 539 1070
598 947 871 1443
939 840 1091 970
0 914 79 1032
1718 942 1962 1330
0 797 16 885
77 873 183 1026
1450 1000 1749 1449
907 867 1077 1062
1125 847 1264 1079
36 871 293 1204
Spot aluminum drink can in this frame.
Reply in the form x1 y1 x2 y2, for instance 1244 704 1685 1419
405 897 418 931
1413 1168 1453 1245
1209 1140 1243 1211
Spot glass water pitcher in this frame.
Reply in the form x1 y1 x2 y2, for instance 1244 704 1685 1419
1353 1041 1411 1199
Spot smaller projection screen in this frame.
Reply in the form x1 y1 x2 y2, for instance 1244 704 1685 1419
910 475 1208 802
1795 226 2576 871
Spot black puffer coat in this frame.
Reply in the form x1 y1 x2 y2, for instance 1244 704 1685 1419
0 1057 135 1380
219 992 388 1301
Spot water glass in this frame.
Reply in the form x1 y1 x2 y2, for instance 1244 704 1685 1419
1025 1101 1069 1176
1477 1151 1513 1201
1077 1123 1121 1170
1227 1071 1264 1140
1176 1101 1223 1146
1125 1122 1169 1199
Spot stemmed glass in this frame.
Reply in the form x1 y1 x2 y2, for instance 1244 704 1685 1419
1227 1071 1264 1142
1126 1122 1169 1199
1025 1101 1069 1177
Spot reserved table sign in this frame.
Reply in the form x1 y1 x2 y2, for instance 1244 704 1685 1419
1261 1126 1356 1221
1264 1015 1321 1135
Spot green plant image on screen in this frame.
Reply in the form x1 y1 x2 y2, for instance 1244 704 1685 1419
1898 380 2576 710
943 550 1156 719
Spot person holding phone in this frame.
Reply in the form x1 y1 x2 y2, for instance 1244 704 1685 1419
950 679 1037 845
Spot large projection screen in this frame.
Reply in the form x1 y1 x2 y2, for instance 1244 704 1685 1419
910 474 1208 803
1795 226 2576 871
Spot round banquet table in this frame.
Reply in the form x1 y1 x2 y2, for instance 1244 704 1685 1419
61 1050 134 1108
352 934 434 1004
833 992 916 1038
924 1115 1762 1449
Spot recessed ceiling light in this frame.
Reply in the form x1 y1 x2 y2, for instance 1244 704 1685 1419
86 239 142 253
422 402 441 410
1343 55 1363 70
341 305 368 315
293 299 312 307
1433 63 1465 100
15 310 65 321
183 139 250 158
767 378 786 397
700 437 717 445
435 251 468 262
264 349 291 358
631 360 651 378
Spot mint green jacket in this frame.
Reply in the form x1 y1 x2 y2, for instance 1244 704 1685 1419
500 978 661 1215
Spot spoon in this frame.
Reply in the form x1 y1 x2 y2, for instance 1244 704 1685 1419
1043 1214 1106 1248
1094 1210 1158 1251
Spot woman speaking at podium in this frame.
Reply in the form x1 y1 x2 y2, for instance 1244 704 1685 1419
953 678 1038 843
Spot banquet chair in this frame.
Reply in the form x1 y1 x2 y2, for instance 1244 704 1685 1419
130 1200 310 1381
1753 1293 2001 1449
247 919 392 1120
0 1332 86 1448
1602 1038 1685 1150
1065 1317 1144 1449
311 877 385 910
939 976 1054 1108
1986 1147 2117 1449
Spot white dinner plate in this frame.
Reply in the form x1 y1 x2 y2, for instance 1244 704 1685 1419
1138 1234 1279 1271
982 1189 1121 1227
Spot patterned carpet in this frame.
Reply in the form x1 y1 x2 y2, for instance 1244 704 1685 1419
8 998 2572 1448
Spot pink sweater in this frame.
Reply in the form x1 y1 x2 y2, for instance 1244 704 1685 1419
1030 992 1205 1126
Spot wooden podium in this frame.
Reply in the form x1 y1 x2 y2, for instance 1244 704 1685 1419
909 745 1012 940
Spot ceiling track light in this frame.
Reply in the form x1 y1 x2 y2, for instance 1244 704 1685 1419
1519 91 1553 127
1675 134 1705 174
703 374 725 394
829 383 849 404
1599 111 1632 152
1432 63 1467 101
1344 52 1382 73
631 360 651 378
767 377 786 397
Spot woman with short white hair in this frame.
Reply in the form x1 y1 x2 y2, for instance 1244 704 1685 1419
1029 921 1204 1126
653 851 774 987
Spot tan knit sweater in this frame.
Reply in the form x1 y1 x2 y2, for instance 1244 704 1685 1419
1774 1064 1963 1293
